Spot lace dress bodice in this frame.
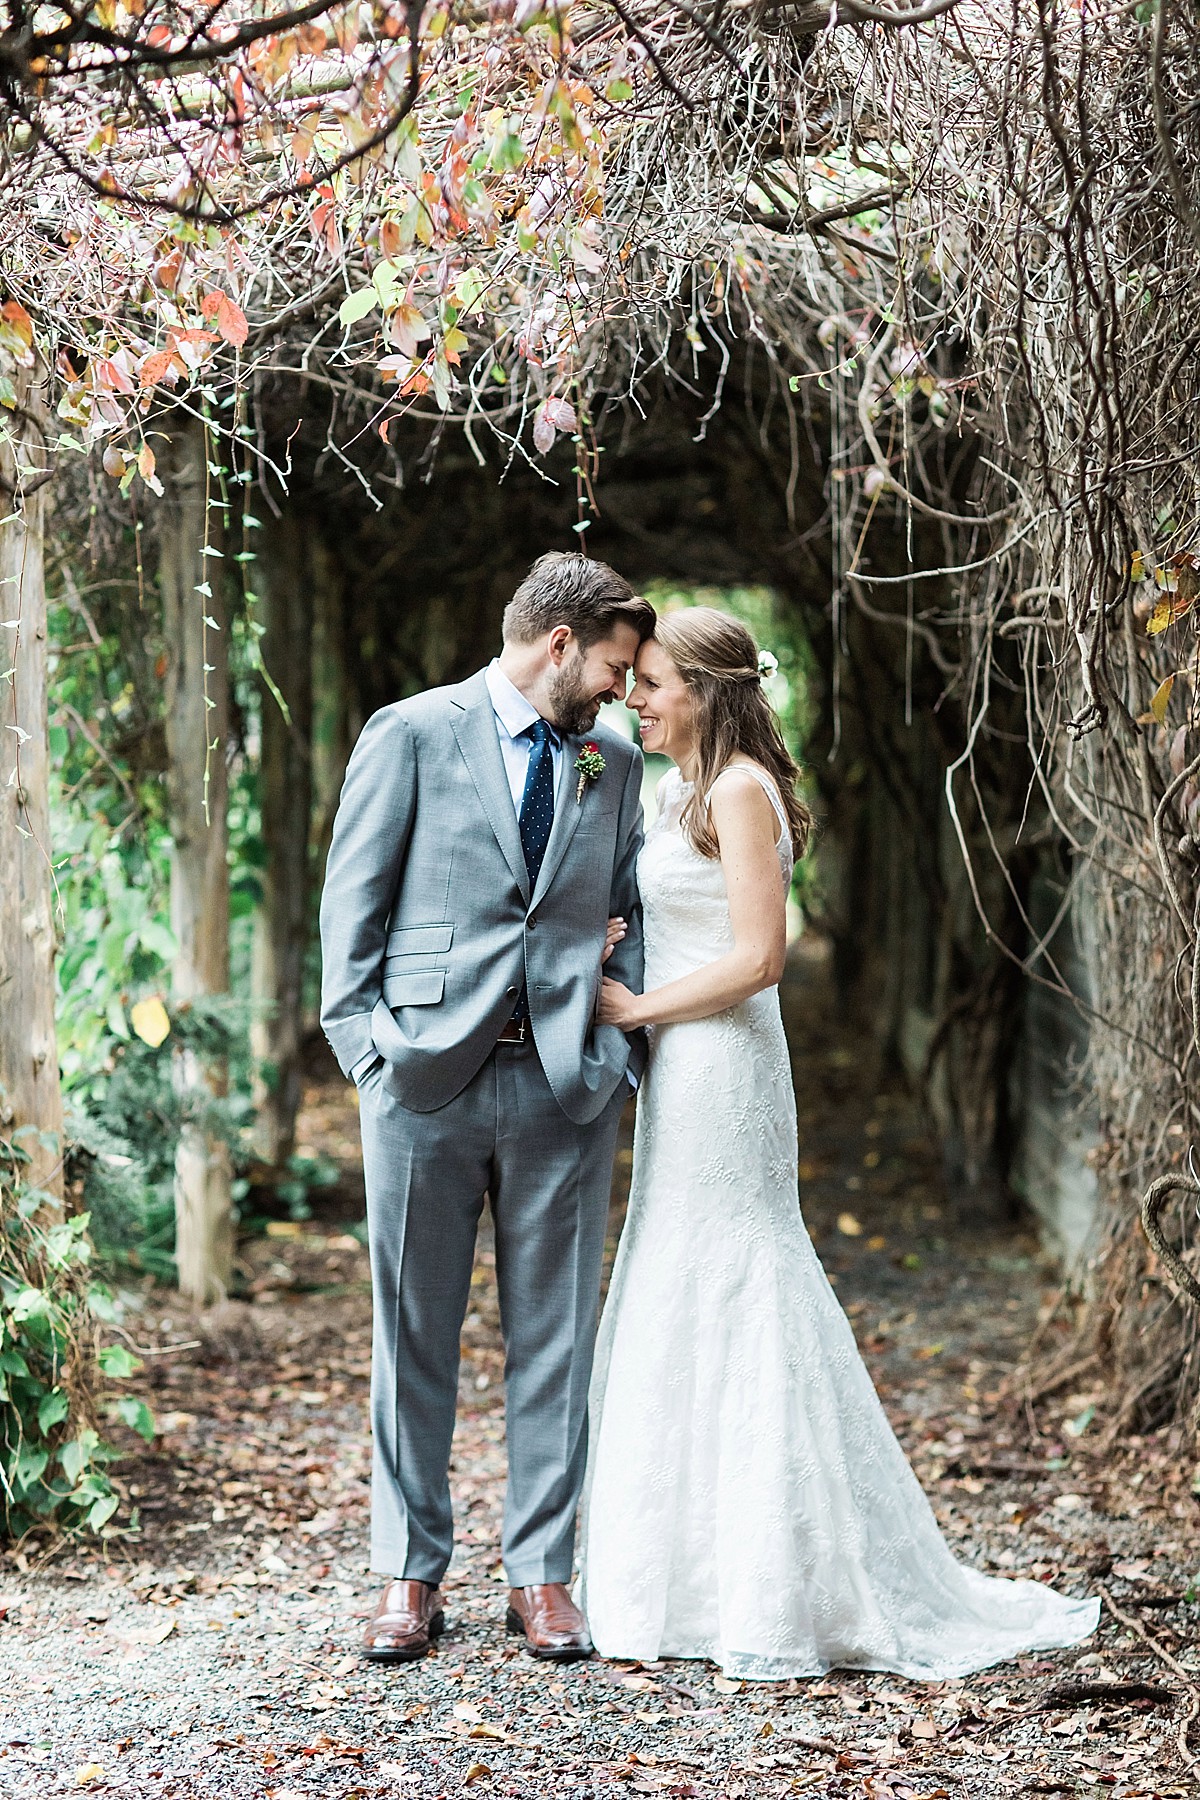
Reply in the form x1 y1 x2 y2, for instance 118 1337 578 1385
639 764 792 988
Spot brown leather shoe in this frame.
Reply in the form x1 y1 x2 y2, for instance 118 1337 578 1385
506 1583 593 1661
361 1579 445 1663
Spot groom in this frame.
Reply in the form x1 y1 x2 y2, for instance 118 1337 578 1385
319 553 654 1663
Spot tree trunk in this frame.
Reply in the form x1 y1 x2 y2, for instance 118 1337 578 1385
308 529 350 898
159 416 232 1304
250 513 314 1168
0 367 63 1198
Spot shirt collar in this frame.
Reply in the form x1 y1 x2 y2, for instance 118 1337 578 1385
485 659 558 745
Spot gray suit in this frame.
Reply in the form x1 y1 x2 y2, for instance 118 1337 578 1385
319 669 645 1584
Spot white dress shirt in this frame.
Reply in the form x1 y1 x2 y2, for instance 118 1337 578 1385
485 658 563 814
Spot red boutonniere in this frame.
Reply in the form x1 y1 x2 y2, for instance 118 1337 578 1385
574 741 605 803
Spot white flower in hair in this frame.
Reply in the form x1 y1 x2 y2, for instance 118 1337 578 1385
757 649 779 679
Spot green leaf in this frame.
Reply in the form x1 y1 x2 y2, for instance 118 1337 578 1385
106 993 130 1042
10 1286 50 1323
13 1446 49 1492
339 286 379 327
114 1395 155 1441
59 1428 100 1485
37 1388 69 1432
86 1285 121 1324
489 128 525 173
87 1491 120 1530
97 1343 140 1379
137 919 178 961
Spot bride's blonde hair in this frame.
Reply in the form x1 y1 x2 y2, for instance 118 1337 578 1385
652 608 813 862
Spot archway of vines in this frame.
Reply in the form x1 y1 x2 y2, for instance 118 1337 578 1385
3 0 1200 1443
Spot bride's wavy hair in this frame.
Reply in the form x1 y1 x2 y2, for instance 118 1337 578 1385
653 608 813 863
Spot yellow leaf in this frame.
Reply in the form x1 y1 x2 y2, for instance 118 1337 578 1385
74 1767 105 1788
1131 550 1147 581
837 1212 863 1237
1150 674 1175 724
464 1766 491 1786
713 1674 743 1693
1148 598 1174 634
130 996 171 1048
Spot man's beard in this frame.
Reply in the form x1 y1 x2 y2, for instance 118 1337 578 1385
546 655 605 736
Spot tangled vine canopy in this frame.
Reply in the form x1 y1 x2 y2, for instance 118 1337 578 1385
4 0 1200 1418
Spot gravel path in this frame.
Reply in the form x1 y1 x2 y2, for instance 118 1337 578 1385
3 942 1198 1798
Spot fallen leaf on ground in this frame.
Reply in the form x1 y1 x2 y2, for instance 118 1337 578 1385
105 1615 176 1646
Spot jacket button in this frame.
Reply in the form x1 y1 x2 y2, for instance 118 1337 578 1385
506 985 518 998
527 915 537 929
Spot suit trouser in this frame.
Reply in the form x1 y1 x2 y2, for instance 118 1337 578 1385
358 1039 625 1587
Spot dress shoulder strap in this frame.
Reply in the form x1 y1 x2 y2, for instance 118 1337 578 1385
708 762 789 842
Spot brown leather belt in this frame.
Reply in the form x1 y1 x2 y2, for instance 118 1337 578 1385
496 1018 529 1044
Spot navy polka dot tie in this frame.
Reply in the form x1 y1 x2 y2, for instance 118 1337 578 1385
512 719 557 1025
518 718 557 889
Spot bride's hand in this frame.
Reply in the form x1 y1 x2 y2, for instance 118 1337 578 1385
598 976 642 1030
602 916 627 963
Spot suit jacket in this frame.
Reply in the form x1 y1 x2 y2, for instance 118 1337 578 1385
318 668 646 1125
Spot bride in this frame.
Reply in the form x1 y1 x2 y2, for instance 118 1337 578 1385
583 607 1099 1681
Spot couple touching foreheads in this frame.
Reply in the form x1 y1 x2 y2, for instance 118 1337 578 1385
319 552 1097 1680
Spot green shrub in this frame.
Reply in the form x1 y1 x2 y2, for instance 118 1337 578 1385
0 1123 152 1544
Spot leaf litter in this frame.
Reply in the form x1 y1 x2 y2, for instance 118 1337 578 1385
1 970 1198 1798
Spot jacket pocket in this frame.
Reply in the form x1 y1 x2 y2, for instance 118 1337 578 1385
385 922 454 955
383 970 446 1008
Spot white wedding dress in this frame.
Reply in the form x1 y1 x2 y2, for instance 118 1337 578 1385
579 764 1099 1680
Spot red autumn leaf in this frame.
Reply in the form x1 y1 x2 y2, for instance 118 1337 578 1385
102 444 127 478
153 250 183 291
201 291 249 348
387 304 430 359
533 395 576 454
94 357 134 395
544 395 577 434
139 350 180 387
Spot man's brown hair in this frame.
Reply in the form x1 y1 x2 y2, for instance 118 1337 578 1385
503 552 656 650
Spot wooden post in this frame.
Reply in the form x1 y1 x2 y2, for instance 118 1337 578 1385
250 512 313 1168
159 416 232 1303
0 366 63 1198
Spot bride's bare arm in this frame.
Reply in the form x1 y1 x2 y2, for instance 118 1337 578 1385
597 771 787 1029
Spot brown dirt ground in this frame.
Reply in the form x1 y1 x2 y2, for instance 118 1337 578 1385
2 938 1199 1799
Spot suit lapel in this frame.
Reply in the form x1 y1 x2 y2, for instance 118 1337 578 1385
448 675 531 904
532 731 586 906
